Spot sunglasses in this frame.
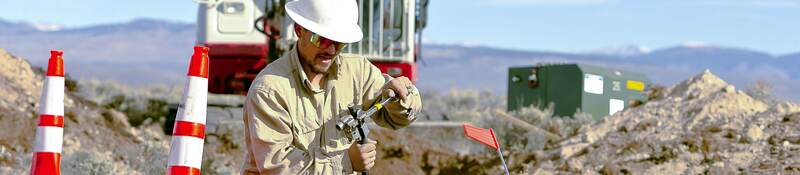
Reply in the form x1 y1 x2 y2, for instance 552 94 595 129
309 32 346 51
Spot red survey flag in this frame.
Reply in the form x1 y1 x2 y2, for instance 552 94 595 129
463 124 499 150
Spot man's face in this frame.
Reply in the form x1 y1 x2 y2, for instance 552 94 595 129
296 26 342 74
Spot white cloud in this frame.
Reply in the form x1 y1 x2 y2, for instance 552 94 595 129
681 41 715 48
486 0 610 5
31 23 64 32
588 44 653 57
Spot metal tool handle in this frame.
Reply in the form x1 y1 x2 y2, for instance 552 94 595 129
357 86 415 120
356 123 369 175
348 87 416 175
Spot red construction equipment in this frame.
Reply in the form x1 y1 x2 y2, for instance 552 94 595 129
194 0 429 95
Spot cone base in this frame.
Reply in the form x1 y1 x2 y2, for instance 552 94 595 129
30 152 60 175
168 165 201 175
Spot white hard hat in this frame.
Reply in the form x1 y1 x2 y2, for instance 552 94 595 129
286 0 363 43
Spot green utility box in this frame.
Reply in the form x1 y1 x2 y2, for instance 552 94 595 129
507 64 650 120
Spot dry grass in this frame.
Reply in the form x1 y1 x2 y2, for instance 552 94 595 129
745 79 778 105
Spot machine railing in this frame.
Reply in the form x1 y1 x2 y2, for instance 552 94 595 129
344 0 413 62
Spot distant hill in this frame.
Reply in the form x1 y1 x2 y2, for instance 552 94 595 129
418 44 800 101
0 18 194 85
1 18 798 101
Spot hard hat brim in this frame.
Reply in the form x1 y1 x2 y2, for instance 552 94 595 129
286 2 363 43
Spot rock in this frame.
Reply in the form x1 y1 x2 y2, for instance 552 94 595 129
584 126 605 143
567 158 584 170
728 152 754 168
532 169 556 175
560 143 589 159
723 85 736 93
746 125 765 141
62 137 81 154
644 161 687 175
0 145 10 161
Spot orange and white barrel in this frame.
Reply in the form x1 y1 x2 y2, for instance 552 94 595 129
166 46 210 175
30 50 65 175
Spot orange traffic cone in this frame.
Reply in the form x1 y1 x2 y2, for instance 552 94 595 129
166 46 209 175
30 50 65 175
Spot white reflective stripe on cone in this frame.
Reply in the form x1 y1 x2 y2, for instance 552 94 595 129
175 76 208 124
39 76 65 116
167 136 205 168
33 127 63 153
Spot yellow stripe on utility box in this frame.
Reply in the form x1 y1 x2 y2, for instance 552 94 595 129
627 80 645 92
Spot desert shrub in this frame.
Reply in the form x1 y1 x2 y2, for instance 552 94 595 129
61 151 116 174
421 90 594 153
499 106 592 152
64 74 79 93
31 66 79 93
421 89 503 121
77 79 182 105
102 95 169 127
78 79 181 127
647 84 667 101
745 80 777 105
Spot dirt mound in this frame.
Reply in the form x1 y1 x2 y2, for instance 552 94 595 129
0 49 169 174
530 70 800 174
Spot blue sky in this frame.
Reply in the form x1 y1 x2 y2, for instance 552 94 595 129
2 0 799 55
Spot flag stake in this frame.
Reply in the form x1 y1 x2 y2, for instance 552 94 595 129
490 128 510 175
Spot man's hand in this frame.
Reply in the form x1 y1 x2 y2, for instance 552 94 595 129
382 76 413 101
348 139 377 172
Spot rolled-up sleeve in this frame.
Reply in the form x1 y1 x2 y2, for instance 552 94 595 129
360 61 422 129
242 88 295 174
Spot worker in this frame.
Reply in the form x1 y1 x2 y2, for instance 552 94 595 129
241 0 422 174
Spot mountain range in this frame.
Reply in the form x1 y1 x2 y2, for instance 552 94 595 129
1 18 798 101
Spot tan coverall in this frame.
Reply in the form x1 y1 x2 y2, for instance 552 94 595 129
242 46 422 174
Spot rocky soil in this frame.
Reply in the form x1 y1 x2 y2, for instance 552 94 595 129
0 48 170 174
1 48 798 174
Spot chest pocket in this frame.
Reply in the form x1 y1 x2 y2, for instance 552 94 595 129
290 94 323 149
324 85 360 151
